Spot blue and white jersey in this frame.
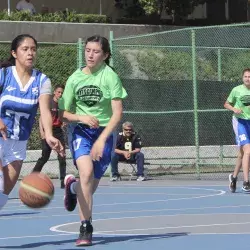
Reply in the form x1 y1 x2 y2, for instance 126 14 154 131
0 66 51 141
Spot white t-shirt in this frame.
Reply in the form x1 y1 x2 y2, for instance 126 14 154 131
16 0 36 14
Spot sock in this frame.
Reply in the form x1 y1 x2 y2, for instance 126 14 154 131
0 170 4 193
81 219 92 226
70 181 77 194
0 192 8 210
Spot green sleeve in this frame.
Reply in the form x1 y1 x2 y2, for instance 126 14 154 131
227 88 236 105
58 76 75 111
108 73 127 99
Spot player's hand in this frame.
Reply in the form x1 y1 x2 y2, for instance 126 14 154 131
233 108 242 114
45 135 65 157
90 139 105 161
78 115 99 128
0 119 7 140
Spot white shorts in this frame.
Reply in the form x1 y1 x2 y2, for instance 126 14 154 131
0 138 27 167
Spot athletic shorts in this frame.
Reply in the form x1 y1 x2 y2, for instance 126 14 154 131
0 138 27 167
232 117 250 146
68 124 113 179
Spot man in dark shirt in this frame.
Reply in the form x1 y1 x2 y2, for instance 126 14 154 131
32 85 66 188
110 121 145 181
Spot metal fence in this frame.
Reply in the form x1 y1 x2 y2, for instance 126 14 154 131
109 23 250 180
2 23 249 180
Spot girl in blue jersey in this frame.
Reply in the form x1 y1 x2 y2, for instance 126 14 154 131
0 34 63 211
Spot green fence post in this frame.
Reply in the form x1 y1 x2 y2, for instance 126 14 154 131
109 31 114 67
77 38 83 68
191 29 200 179
217 48 222 81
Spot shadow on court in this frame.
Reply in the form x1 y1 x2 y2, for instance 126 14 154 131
0 212 39 217
0 232 189 248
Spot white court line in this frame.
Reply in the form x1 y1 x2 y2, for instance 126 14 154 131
0 233 74 240
2 213 250 240
50 212 250 234
2 204 250 220
2 187 225 213
94 221 250 234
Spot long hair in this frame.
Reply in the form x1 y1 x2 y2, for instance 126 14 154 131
0 34 38 68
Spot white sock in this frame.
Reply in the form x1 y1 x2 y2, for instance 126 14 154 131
0 192 8 210
70 181 77 194
0 170 4 193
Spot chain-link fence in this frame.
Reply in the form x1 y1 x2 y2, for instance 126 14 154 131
110 23 250 180
2 23 249 180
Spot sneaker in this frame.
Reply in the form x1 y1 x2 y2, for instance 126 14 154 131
242 181 250 193
110 175 121 182
229 174 237 193
137 176 146 181
75 222 93 246
64 174 77 212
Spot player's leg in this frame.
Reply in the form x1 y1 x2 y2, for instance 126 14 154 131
241 144 250 192
74 134 113 246
0 139 26 210
3 160 23 195
234 118 250 192
229 149 243 192
0 139 6 210
32 139 51 172
55 131 66 188
0 165 7 210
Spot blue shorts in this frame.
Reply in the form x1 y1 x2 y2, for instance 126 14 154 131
68 124 113 179
232 117 250 146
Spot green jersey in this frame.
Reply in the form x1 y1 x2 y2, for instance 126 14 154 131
227 84 250 120
59 64 127 126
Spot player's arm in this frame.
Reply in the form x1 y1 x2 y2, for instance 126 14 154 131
39 94 53 138
224 89 242 114
38 116 45 139
98 99 123 143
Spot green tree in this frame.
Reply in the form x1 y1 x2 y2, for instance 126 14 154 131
138 0 226 23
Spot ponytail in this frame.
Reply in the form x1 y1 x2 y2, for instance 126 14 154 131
0 56 15 69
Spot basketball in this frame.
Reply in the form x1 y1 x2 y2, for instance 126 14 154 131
19 172 54 208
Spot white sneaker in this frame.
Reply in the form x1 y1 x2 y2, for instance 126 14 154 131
137 176 146 181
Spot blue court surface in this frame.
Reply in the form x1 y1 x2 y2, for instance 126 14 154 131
1 178 250 250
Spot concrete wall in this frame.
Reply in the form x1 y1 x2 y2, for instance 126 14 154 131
0 21 179 43
20 145 238 178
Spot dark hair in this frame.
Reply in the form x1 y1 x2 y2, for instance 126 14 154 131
242 68 250 76
85 35 111 65
54 84 65 91
0 34 38 68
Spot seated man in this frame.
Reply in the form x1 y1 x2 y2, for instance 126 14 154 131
111 121 145 181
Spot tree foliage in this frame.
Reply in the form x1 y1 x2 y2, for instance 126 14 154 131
138 0 225 18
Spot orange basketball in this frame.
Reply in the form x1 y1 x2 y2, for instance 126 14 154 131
19 172 54 208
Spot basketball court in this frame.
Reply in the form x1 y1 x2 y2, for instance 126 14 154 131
0 178 250 250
